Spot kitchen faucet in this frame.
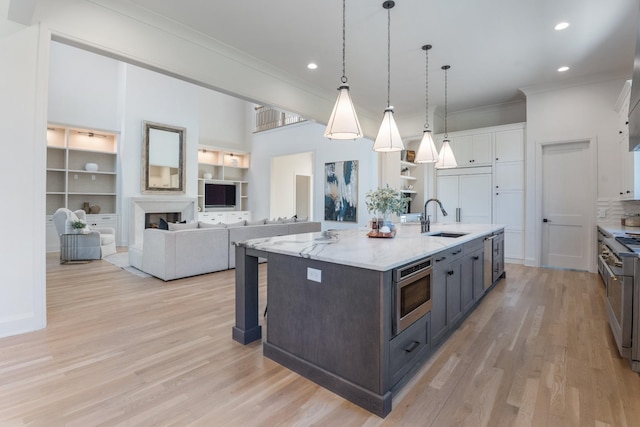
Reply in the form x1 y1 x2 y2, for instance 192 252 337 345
421 198 448 233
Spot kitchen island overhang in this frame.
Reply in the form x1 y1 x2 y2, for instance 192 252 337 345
232 223 506 417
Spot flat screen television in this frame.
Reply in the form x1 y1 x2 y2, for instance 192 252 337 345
204 183 236 208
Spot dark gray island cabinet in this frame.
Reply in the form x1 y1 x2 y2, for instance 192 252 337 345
232 225 505 417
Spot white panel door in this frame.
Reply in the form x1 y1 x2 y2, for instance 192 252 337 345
541 141 590 270
435 175 459 222
459 174 492 223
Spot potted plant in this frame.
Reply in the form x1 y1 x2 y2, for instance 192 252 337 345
71 219 87 234
365 186 410 229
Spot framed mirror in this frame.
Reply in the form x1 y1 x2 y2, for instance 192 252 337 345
142 121 186 194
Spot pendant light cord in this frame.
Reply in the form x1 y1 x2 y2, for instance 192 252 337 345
387 5 391 108
443 65 450 139
424 46 430 130
341 0 347 83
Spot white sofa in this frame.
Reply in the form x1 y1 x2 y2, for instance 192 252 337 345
139 220 321 281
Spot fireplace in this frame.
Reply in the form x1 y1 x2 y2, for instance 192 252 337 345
128 197 197 269
145 212 182 229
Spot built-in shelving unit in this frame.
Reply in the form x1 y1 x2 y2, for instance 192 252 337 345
399 160 418 194
46 125 118 215
46 124 119 252
197 146 249 212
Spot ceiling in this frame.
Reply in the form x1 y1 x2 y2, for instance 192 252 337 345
124 0 637 125
16 0 638 134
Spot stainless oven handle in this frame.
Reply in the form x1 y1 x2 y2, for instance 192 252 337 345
598 254 617 278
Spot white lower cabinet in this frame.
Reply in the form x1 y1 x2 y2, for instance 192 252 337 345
198 211 251 224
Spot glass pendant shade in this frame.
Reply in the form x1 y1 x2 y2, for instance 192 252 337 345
435 139 457 168
415 130 438 163
373 107 404 152
324 84 362 139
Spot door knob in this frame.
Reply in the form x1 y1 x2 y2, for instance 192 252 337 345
543 218 549 223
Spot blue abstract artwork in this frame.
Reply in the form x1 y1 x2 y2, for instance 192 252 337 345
324 160 358 222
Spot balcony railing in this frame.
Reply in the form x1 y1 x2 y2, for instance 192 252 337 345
254 106 306 133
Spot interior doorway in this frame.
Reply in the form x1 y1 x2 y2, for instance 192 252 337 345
270 152 314 220
539 140 594 271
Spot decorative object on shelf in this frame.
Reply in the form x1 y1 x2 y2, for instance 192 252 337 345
415 44 439 163
324 0 363 140
373 1 404 152
324 160 358 222
401 149 416 163
82 202 91 214
71 219 87 234
436 65 458 169
365 185 409 237
203 172 213 180
90 205 101 214
229 156 238 167
84 162 99 172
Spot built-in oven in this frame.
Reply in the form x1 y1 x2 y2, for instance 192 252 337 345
599 238 634 359
393 257 433 336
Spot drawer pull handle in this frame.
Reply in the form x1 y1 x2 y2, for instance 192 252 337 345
473 256 480 260
452 249 462 255
436 257 446 262
405 341 420 353
447 270 454 276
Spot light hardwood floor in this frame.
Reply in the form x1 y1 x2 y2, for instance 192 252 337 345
0 254 639 426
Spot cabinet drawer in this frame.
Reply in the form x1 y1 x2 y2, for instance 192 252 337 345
433 244 463 266
464 237 484 254
389 313 429 386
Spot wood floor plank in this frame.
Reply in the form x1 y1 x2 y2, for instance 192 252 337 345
0 255 638 426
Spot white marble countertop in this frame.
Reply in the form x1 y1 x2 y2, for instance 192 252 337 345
598 222 640 237
238 222 505 271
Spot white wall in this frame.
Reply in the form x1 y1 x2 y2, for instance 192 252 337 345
48 41 119 131
198 90 251 152
0 22 48 337
250 122 379 230
523 78 625 267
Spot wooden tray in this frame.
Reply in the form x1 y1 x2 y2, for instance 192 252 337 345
367 229 396 238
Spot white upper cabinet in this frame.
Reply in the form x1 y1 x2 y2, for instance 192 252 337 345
450 133 492 166
494 129 524 162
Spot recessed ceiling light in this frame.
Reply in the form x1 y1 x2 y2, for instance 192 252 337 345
558 66 570 72
307 63 318 70
554 22 570 31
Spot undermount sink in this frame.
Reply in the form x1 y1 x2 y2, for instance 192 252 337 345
423 231 468 238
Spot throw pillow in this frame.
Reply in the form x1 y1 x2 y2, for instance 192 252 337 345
198 221 227 228
246 219 266 226
168 222 198 231
265 219 282 224
159 218 169 230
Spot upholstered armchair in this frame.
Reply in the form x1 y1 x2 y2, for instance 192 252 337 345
52 208 117 261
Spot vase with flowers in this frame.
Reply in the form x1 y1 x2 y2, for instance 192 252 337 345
365 186 410 236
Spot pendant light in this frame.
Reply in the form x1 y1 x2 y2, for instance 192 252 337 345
414 44 439 163
373 0 404 152
435 65 457 168
324 0 362 140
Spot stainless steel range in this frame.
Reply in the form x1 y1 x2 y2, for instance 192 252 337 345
598 233 640 372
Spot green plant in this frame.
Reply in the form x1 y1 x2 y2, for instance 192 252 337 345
365 186 410 219
71 219 87 229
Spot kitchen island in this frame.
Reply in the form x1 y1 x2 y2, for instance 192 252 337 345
232 223 505 417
